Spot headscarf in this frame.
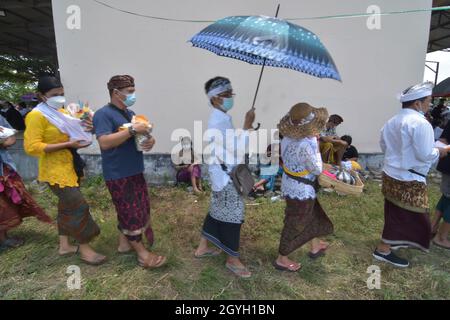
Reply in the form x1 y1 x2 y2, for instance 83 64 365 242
107 75 135 91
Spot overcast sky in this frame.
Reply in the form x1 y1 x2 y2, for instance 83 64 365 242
424 50 450 84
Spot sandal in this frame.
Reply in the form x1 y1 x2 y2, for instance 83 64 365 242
432 240 450 250
80 254 107 266
272 260 302 272
309 242 329 259
225 263 251 278
59 245 80 257
1 237 24 249
194 249 222 259
138 254 167 269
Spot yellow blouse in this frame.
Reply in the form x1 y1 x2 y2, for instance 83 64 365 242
24 110 79 187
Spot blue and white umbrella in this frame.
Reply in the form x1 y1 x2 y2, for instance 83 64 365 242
189 14 341 82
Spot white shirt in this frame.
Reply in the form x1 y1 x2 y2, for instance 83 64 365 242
206 108 249 192
380 108 439 183
281 136 322 200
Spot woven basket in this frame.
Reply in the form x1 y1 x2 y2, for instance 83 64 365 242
318 163 364 196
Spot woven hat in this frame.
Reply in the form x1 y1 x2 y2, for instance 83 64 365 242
277 103 329 139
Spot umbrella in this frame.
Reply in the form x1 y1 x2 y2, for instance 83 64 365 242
433 77 450 97
189 5 341 109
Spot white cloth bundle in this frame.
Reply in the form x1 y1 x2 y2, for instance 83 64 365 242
35 102 92 143
0 126 17 143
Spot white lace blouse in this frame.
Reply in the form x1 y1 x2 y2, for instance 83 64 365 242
281 136 323 200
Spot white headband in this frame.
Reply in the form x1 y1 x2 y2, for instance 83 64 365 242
398 81 434 103
288 112 315 126
207 83 233 99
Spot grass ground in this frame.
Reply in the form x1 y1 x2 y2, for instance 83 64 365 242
0 177 449 300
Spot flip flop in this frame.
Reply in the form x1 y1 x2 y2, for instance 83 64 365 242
308 247 327 259
272 260 302 272
138 254 167 269
432 240 450 250
194 250 222 259
59 245 80 257
1 237 24 249
80 254 107 266
225 263 252 279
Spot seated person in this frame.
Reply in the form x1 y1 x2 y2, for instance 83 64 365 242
341 135 362 171
174 137 203 194
253 133 282 193
319 114 347 165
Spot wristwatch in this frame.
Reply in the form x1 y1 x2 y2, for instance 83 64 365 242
128 126 137 137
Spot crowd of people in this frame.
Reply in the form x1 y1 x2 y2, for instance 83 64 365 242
0 74 449 278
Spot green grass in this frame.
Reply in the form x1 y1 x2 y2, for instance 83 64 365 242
0 177 449 300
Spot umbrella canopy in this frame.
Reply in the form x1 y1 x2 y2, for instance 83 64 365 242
433 77 450 97
189 15 341 81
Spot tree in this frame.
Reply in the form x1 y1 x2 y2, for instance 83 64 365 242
0 54 57 103
0 54 57 83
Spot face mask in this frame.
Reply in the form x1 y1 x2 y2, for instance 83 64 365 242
123 93 136 107
221 97 234 111
45 96 66 110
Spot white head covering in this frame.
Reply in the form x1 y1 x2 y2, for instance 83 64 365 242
398 81 434 103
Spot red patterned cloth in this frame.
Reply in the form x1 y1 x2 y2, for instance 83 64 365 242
106 173 153 244
0 165 52 232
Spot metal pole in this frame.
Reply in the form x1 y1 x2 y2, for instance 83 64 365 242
251 4 281 109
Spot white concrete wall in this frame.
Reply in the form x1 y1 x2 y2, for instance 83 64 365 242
51 0 432 154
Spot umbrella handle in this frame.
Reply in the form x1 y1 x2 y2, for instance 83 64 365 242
253 122 261 131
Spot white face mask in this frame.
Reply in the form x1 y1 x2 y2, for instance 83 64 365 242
45 96 66 110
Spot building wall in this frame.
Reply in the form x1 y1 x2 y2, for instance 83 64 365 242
51 0 432 155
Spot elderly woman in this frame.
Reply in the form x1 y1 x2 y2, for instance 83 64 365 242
274 103 334 272
24 76 106 265
194 76 255 278
0 116 52 251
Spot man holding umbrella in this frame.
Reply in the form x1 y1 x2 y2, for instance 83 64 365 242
195 76 256 278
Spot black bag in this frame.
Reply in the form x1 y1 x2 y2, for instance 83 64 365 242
69 148 86 178
221 164 255 197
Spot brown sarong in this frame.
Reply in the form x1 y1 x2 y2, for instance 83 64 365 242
381 199 431 251
381 172 429 213
49 185 100 244
278 197 334 256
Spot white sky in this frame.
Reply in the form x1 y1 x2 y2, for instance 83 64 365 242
424 50 450 84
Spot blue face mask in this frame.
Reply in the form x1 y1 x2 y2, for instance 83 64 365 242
123 93 136 107
221 97 234 111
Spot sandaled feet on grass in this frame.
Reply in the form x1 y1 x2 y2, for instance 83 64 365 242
79 244 107 266
225 257 251 278
138 252 167 269
433 235 450 250
194 247 222 258
0 237 25 249
58 236 80 256
273 255 302 272
309 239 329 258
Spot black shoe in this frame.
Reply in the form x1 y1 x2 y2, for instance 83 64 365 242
372 250 409 268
